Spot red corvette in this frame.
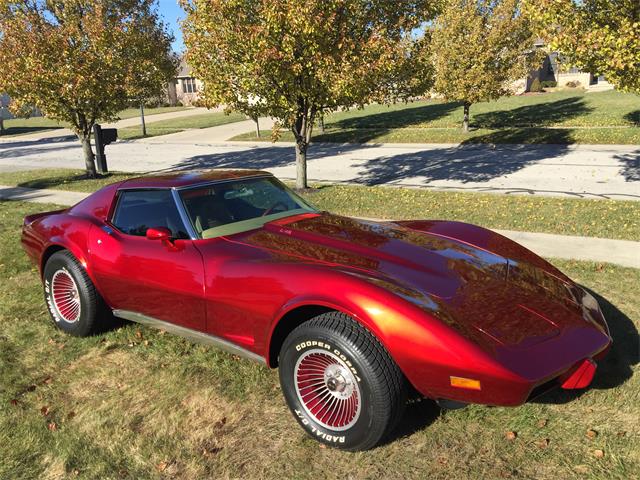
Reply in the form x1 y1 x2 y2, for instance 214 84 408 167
22 169 611 450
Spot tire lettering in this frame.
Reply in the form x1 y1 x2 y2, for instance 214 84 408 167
294 409 345 443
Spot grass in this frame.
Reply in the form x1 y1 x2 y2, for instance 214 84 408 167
231 90 640 144
0 106 189 138
117 112 246 140
1 200 638 479
0 169 140 193
1 169 638 240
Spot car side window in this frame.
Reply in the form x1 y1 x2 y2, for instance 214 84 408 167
111 190 189 239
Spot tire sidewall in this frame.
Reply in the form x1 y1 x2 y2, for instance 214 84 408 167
43 253 94 336
279 326 379 450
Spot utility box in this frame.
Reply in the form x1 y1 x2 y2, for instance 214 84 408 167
93 124 117 174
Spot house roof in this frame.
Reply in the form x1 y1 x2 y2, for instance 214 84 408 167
177 56 193 78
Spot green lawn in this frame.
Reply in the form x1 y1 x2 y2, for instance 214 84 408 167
0 200 638 479
232 90 640 144
117 112 246 140
1 169 638 240
0 106 189 138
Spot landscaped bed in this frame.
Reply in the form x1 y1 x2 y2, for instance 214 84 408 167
0 200 637 479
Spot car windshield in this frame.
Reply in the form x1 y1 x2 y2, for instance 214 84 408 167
179 176 318 239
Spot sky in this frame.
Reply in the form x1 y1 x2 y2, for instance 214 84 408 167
157 1 186 53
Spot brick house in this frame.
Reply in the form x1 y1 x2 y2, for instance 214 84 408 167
168 57 203 106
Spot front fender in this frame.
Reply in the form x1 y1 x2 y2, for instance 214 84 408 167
265 269 518 401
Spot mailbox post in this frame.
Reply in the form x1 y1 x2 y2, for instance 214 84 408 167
93 124 118 174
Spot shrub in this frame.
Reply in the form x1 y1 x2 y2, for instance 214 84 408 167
529 78 543 92
541 80 557 88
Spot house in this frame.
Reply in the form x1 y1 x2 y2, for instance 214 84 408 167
529 51 613 91
168 57 203 106
517 41 614 93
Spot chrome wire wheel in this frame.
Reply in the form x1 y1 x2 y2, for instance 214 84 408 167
294 349 362 431
51 269 81 323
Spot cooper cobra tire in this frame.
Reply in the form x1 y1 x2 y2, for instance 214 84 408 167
43 250 106 337
279 311 407 451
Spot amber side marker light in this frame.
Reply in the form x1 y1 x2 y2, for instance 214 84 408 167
450 376 482 390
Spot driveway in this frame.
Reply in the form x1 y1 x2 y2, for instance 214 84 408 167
0 130 638 200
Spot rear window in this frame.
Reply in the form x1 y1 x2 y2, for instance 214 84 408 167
111 190 188 238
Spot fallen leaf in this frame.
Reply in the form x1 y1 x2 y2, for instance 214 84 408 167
586 429 598 440
40 406 50 416
214 417 227 429
135 330 143 339
617 431 627 437
536 438 550 449
537 419 548 428
10 399 19 406
156 461 168 472
26 385 36 392
47 422 57 431
42 376 53 385
505 431 517 440
67 411 76 420
143 340 150 346
593 449 604 458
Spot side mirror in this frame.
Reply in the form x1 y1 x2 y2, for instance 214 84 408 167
146 227 172 241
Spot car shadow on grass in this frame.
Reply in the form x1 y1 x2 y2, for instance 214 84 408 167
533 288 638 405
382 398 442 446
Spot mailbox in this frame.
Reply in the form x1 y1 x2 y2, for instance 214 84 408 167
93 124 118 174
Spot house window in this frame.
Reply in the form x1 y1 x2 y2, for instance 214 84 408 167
181 78 198 94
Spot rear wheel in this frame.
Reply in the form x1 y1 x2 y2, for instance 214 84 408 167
43 250 107 337
279 311 407 451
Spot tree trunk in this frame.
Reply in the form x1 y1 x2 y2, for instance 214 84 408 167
140 103 147 137
292 98 314 189
295 140 308 189
463 103 470 132
81 134 97 178
318 115 325 134
0 116 4 135
255 116 260 138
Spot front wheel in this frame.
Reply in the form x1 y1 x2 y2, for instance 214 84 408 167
278 312 407 451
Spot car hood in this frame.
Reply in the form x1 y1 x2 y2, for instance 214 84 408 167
239 213 606 350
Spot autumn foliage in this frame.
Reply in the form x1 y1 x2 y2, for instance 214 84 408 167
527 0 640 94
181 0 438 188
431 0 541 131
0 0 177 175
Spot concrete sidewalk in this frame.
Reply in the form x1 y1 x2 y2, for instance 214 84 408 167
2 184 638 268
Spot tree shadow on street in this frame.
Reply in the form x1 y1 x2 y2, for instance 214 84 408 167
614 149 640 182
356 137 572 186
473 96 592 128
172 143 374 172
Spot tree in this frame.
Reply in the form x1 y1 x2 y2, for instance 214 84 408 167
0 0 177 176
181 0 438 189
526 0 640 94
431 0 541 131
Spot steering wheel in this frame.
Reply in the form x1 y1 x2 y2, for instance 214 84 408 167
262 201 289 217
